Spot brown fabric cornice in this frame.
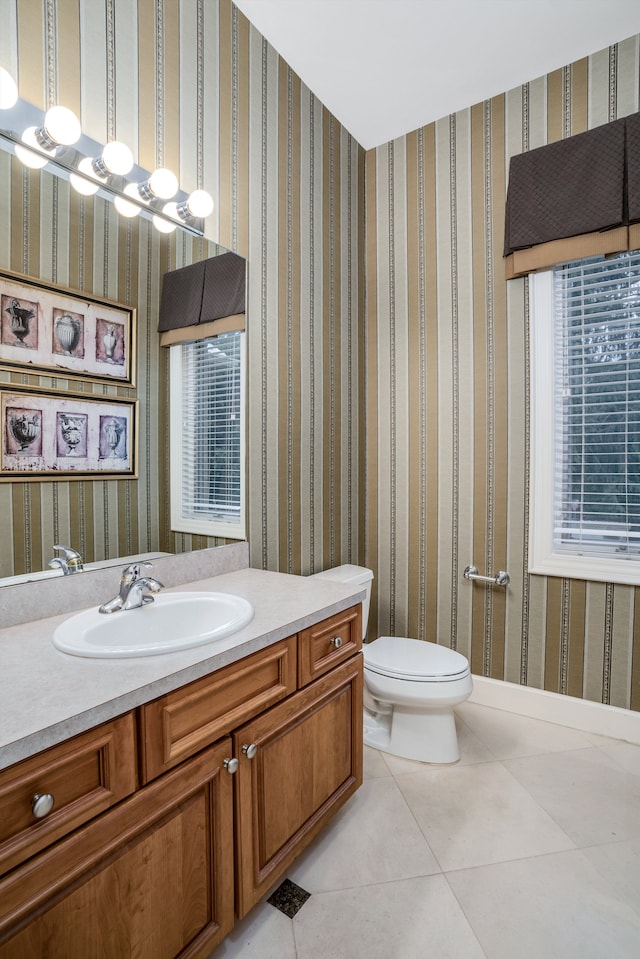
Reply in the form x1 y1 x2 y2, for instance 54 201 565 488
158 251 246 337
504 112 640 275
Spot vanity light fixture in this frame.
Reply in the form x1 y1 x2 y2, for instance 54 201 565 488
113 182 145 218
34 105 81 149
69 141 134 197
0 66 18 109
94 140 134 177
15 104 82 170
176 189 215 221
0 70 213 237
137 167 179 201
152 209 178 233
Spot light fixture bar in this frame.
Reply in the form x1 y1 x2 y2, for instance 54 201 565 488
0 89 211 238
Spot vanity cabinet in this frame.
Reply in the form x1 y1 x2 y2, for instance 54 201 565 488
0 741 235 959
0 604 362 959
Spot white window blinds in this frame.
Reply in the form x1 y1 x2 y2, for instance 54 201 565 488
170 331 245 538
552 252 640 562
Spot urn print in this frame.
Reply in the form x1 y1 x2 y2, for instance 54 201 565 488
99 415 127 459
53 309 84 358
1 294 38 349
6 407 42 455
95 318 125 366
57 412 88 457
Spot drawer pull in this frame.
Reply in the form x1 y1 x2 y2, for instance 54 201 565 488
31 793 55 819
223 757 239 775
242 743 258 760
330 636 343 649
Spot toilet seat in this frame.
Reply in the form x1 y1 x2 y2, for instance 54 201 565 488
364 636 470 682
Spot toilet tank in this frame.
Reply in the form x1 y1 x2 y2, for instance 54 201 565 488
310 565 374 639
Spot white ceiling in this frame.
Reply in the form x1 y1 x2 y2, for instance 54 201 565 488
234 0 640 149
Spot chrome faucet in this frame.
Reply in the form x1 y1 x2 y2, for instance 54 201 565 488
48 545 84 575
98 562 164 614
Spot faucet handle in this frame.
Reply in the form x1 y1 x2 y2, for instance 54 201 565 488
51 545 84 574
121 561 153 580
53 544 82 560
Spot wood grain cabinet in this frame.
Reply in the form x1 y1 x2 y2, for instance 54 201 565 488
0 604 363 959
234 655 363 916
0 741 235 959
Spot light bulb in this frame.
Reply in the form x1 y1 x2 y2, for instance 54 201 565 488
186 190 214 219
114 182 142 218
162 201 181 221
70 156 100 196
15 127 51 169
152 208 177 233
146 167 178 200
99 140 134 176
41 105 81 146
0 67 18 109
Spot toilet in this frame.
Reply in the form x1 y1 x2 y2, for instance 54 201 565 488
311 565 473 763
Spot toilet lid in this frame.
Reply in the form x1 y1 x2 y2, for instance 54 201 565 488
364 636 470 680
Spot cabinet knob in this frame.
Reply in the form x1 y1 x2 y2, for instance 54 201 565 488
330 636 343 649
223 757 239 775
31 793 55 819
242 743 258 760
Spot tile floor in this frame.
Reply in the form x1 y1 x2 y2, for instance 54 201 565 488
212 702 640 958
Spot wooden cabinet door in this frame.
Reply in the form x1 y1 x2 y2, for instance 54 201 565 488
0 740 236 959
234 655 363 917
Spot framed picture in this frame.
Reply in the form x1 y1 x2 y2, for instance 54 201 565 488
0 269 135 385
1 385 138 480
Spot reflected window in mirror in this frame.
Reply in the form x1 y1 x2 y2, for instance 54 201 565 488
170 331 246 538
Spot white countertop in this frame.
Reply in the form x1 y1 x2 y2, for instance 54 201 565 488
0 567 365 770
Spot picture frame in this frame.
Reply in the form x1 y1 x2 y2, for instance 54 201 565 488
1 385 138 481
0 269 136 386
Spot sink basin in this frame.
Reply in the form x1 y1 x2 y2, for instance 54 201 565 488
52 591 255 658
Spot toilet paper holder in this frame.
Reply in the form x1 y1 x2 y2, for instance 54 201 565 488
464 565 510 587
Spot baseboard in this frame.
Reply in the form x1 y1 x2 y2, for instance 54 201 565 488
468 675 640 745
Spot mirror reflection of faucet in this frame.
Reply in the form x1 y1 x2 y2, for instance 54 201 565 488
48 545 84 575
99 562 164 614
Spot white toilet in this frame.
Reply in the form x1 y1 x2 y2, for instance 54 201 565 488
312 565 473 763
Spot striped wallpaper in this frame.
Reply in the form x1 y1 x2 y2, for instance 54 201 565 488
366 36 640 711
1 1 638 715
0 1 365 582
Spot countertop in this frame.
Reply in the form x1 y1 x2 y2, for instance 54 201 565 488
0 567 365 770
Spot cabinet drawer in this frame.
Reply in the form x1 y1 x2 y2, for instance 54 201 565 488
0 712 137 877
298 604 362 686
140 636 297 782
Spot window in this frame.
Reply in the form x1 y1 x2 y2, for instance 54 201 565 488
170 330 246 539
530 251 640 584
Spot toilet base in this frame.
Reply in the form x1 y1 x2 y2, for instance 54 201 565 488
364 703 461 764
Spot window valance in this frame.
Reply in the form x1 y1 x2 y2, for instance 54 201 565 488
158 251 246 346
504 112 640 279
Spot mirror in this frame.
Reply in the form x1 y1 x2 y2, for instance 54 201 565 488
0 153 243 589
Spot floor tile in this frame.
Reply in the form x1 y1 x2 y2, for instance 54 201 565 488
456 701 597 758
447 848 640 959
597 739 640 777
582 838 640 917
396 760 574 871
288 776 441 893
505 747 640 846
210 902 296 959
363 744 392 779
293 876 486 959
